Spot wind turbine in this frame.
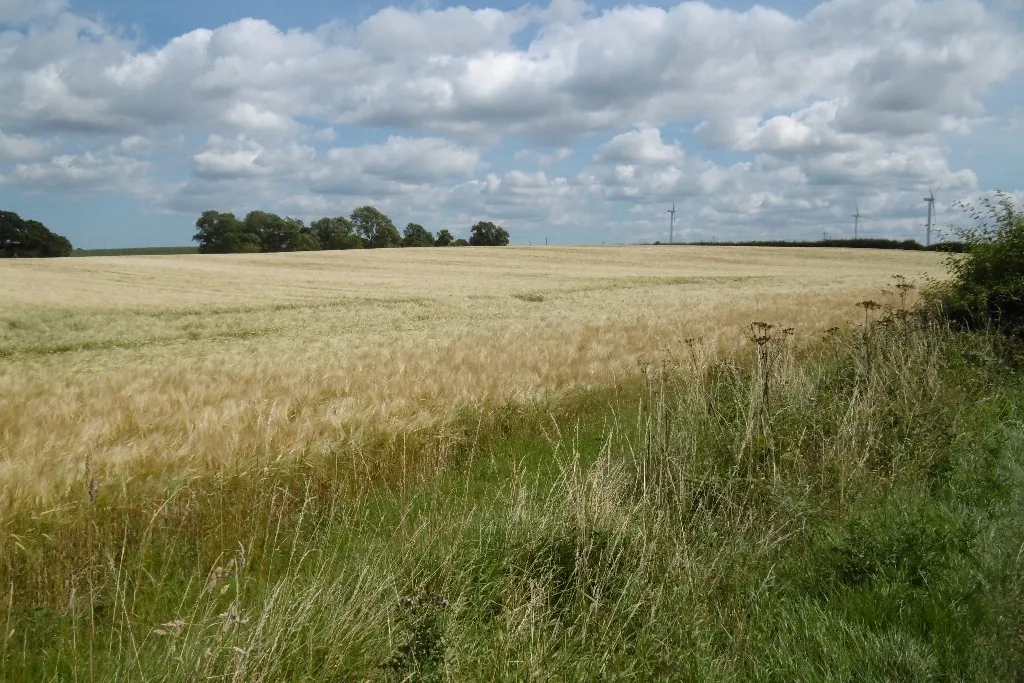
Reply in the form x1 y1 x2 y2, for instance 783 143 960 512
853 201 862 240
923 185 941 247
667 201 678 244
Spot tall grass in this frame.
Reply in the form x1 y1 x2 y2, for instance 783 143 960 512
3 305 1022 680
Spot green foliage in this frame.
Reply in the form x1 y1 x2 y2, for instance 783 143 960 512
434 229 455 247
293 231 321 252
193 211 262 254
0 211 73 257
245 211 307 252
468 221 510 246
386 593 449 681
351 206 401 248
192 209 510 253
938 191 1024 336
311 216 362 250
453 238 470 246
402 223 435 248
826 502 970 589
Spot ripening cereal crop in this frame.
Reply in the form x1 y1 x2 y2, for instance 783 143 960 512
0 246 943 507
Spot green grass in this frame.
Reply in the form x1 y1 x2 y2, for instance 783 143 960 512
70 246 199 257
2 320 1023 681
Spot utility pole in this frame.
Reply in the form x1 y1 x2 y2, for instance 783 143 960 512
667 201 677 244
822 231 829 241
853 202 862 240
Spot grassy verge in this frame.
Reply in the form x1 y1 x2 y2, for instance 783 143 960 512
2 319 1023 680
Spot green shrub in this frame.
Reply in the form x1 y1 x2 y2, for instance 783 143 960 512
937 191 1024 336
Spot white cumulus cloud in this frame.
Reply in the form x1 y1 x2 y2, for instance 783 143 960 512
0 0 1020 244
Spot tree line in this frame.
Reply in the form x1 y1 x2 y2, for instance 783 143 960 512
193 206 510 254
0 211 73 258
673 238 967 252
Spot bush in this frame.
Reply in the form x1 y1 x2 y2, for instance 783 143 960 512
934 192 1024 337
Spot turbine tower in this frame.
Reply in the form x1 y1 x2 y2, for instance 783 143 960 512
853 201 862 240
923 187 936 247
667 201 678 244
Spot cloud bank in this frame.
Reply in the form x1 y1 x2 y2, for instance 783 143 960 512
1 0 1021 243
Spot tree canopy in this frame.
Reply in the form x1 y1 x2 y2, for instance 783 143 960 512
0 211 73 257
352 206 401 248
311 217 362 250
469 221 511 246
402 223 435 247
434 229 455 247
193 211 261 254
191 206 510 253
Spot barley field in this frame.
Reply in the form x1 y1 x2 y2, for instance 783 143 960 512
0 246 941 507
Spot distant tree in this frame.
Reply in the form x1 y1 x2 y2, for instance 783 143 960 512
193 211 261 254
293 231 321 252
351 206 401 248
434 229 455 247
23 220 72 257
245 211 306 252
468 221 510 246
453 238 470 246
402 223 435 247
312 216 363 250
1 211 73 257
0 212 19 256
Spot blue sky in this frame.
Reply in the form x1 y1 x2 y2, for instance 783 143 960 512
0 0 1021 248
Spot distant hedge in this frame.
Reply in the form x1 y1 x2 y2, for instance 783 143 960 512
71 247 199 257
0 211 73 258
663 238 966 252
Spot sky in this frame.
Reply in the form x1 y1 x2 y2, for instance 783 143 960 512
0 0 1022 248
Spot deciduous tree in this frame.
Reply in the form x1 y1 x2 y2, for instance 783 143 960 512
311 217 362 250
434 229 455 247
468 221 510 246
193 211 261 254
0 212 73 257
402 223 435 247
351 206 401 248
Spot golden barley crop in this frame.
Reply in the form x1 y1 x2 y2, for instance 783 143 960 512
0 246 942 507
